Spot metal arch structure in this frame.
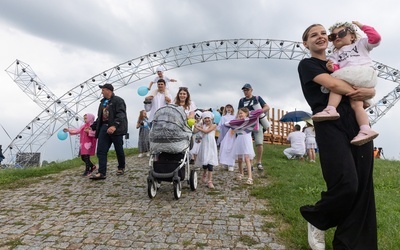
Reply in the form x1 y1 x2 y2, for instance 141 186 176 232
3 38 400 165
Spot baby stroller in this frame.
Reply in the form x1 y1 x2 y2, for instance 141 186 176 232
147 104 197 200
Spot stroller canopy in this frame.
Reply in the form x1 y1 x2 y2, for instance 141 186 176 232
149 104 192 153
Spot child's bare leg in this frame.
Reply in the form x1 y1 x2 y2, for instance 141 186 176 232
207 165 215 189
236 158 243 180
245 155 252 180
350 100 379 146
202 168 208 183
351 100 370 128
312 92 341 122
245 155 253 185
208 170 213 182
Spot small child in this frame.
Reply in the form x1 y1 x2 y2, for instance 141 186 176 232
216 104 235 147
147 66 177 98
189 110 203 164
63 113 97 176
228 108 256 185
218 128 236 172
194 111 218 189
312 21 380 146
136 110 150 157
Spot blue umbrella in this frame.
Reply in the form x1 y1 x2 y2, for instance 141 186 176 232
280 110 312 122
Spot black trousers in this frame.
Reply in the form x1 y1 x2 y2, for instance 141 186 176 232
300 104 377 250
96 124 125 176
81 154 94 170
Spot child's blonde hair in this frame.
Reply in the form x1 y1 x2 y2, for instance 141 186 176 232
237 107 250 117
329 22 361 52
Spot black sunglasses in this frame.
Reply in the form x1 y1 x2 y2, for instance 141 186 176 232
179 87 188 91
328 28 349 42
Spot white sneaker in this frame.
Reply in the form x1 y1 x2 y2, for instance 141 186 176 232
146 152 150 157
138 153 143 158
308 222 325 250
228 166 234 172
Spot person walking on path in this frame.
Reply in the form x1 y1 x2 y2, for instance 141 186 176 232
229 108 256 185
194 111 218 189
174 86 197 119
311 21 380 146
63 113 97 176
136 110 150 158
298 23 377 250
238 83 270 171
216 104 235 147
90 83 128 180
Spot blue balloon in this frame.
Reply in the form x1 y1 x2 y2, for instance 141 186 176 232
212 110 221 124
137 86 149 96
57 130 68 141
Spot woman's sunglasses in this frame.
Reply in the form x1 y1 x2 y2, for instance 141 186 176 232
328 28 349 42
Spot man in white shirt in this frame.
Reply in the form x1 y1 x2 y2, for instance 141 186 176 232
283 124 306 159
146 79 172 123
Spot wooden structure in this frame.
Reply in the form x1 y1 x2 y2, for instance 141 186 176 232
263 108 294 145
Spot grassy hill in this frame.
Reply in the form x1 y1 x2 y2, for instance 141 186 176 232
252 144 400 249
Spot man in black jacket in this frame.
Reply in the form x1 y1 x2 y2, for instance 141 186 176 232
90 84 128 179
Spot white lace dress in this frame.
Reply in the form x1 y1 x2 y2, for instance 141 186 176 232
195 125 218 167
232 130 255 160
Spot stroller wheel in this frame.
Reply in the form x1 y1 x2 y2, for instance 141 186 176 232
147 180 157 199
189 170 198 191
173 181 182 200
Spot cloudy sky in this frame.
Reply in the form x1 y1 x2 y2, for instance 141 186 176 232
1 0 399 163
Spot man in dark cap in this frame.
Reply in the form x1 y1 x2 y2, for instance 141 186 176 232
90 83 128 179
238 83 270 171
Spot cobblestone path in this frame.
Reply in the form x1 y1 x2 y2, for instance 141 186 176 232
0 155 286 249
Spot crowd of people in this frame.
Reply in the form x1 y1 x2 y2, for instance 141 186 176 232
56 19 380 249
138 79 270 188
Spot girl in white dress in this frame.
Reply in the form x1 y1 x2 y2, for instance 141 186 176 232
194 111 218 189
216 104 235 146
189 111 202 163
231 108 255 185
218 128 236 172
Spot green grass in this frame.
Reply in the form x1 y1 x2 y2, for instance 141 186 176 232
0 146 399 248
251 144 400 249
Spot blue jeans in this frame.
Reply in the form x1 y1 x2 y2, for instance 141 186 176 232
97 124 125 176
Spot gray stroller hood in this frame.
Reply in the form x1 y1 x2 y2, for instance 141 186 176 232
149 104 192 153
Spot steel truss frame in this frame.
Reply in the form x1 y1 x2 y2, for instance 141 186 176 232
3 38 400 165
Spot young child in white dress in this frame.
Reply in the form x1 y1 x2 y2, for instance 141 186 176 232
189 110 203 163
217 104 236 171
216 104 235 146
194 111 218 189
231 108 255 185
218 128 236 172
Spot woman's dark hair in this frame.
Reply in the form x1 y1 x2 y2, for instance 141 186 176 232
174 87 191 110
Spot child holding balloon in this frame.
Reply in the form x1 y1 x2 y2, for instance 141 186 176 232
63 113 97 176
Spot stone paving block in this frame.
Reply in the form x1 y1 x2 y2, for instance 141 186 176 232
0 155 286 249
